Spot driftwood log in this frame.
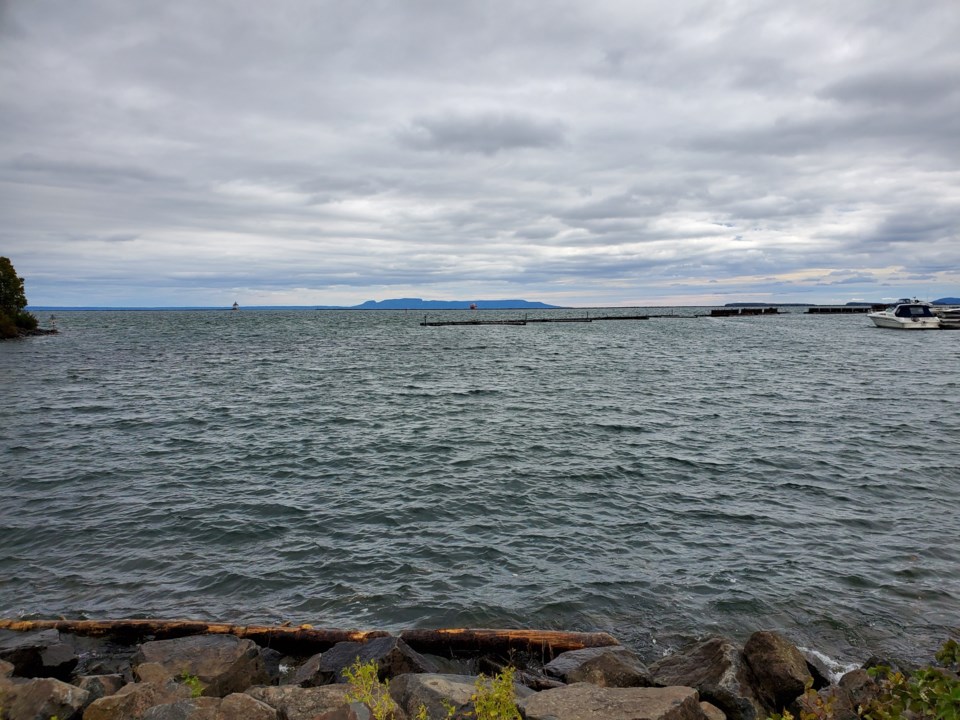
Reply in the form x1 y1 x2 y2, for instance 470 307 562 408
0 618 618 658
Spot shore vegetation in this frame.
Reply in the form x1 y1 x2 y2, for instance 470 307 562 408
0 256 38 339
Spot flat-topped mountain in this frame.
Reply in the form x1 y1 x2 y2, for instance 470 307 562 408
327 298 564 310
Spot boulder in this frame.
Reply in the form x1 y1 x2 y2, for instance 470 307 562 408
700 701 726 720
521 683 709 720
544 646 653 687
4 677 90 720
742 632 812 712
76 675 127 702
388 672 533 720
0 629 78 680
311 701 375 720
1 659 13 678
838 668 881 710
259 647 285 685
245 684 352 720
794 686 857 720
650 637 762 720
133 635 269 697
297 637 436 686
141 696 221 720
388 673 478 719
217 692 278 720
83 679 193 720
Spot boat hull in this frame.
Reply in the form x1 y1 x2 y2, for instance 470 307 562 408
868 314 940 330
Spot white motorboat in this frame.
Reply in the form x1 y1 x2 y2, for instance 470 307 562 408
868 299 940 330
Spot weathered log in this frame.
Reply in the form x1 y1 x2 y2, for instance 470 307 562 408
0 619 389 655
399 628 620 660
0 619 619 659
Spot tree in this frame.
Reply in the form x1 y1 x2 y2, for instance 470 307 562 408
0 256 37 338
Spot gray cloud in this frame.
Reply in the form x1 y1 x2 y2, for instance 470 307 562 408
400 111 566 155
1 0 958 307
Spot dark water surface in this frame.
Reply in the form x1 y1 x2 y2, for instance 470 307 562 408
2 309 958 664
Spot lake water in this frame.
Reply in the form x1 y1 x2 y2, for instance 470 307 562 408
1 308 958 665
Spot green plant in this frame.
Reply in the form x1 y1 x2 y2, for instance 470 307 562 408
468 666 521 720
936 640 960 668
178 671 204 698
342 658 394 720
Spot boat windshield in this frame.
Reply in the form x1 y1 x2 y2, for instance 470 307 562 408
894 305 933 318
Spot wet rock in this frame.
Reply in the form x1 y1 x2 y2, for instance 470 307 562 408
259 647 284 685
245 684 351 720
4 677 90 720
83 679 193 720
0 629 78 680
521 683 708 720
742 631 812 712
297 637 436 686
544 646 653 687
133 635 269 697
650 637 762 720
291 652 325 687
76 674 126 702
72 637 139 681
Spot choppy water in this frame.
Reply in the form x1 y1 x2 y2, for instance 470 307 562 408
2 308 958 664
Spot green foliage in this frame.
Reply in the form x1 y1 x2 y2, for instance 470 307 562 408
0 257 32 338
178 671 204 698
936 640 960 668
468 666 521 720
342 658 395 720
0 257 28 317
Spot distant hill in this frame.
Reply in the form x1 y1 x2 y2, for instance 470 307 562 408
327 298 564 310
933 297 960 305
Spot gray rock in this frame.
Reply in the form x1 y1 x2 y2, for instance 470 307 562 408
544 646 653 687
1 658 13 678
650 637 762 720
259 647 284 685
0 629 78 680
742 632 812 712
4 677 90 720
245 684 352 720
521 683 709 720
83 679 193 720
133 635 269 697
76 674 126 702
300 637 437 686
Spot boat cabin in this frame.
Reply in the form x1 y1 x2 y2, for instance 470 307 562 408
894 304 935 318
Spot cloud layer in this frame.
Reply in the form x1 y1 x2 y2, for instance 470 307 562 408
2 0 958 306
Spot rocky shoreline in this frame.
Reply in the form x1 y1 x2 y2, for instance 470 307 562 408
0 621 903 720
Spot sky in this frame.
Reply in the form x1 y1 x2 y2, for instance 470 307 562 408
2 0 959 308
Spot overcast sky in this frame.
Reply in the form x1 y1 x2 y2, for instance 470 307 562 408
2 0 958 307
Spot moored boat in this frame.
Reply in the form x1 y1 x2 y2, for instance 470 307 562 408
867 299 940 330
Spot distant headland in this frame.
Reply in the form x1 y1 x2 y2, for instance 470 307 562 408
321 298 564 310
